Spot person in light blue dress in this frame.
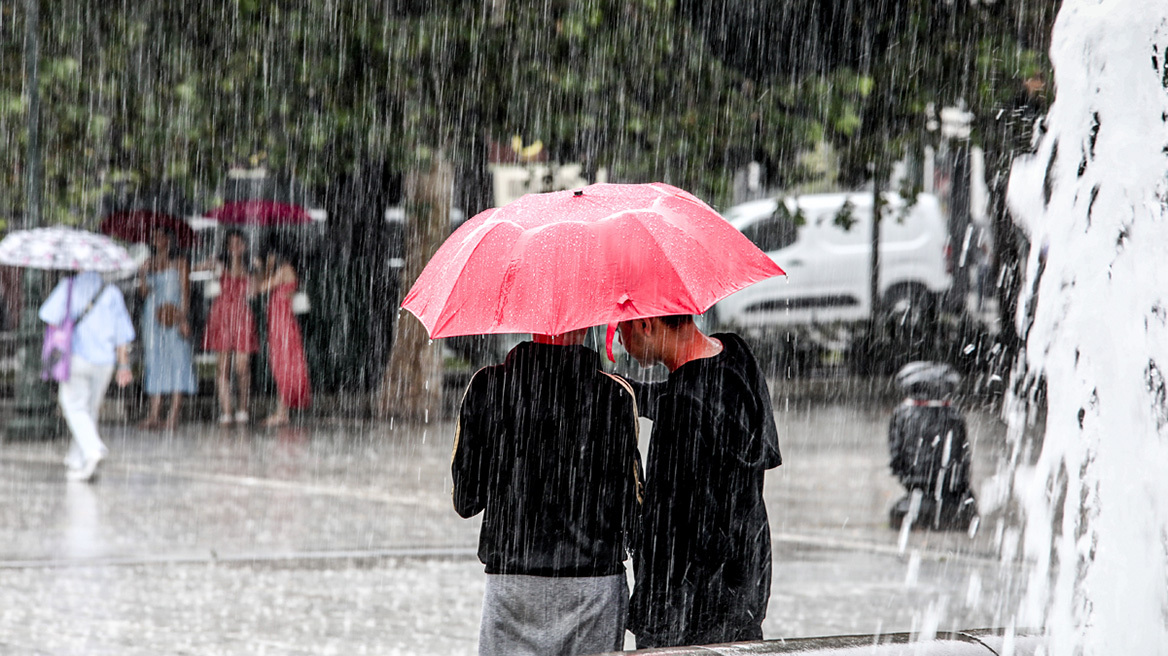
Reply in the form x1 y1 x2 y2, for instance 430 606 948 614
137 228 197 429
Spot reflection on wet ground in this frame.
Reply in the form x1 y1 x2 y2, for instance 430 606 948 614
0 395 1032 654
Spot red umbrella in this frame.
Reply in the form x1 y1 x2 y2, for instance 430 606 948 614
98 211 198 249
205 200 313 225
401 183 785 357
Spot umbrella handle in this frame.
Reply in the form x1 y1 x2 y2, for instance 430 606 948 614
605 323 617 363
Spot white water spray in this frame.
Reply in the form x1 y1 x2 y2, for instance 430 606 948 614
1006 2 1168 653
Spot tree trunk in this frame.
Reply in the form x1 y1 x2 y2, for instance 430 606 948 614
947 145 972 306
987 161 1023 360
851 171 886 376
980 84 1048 369
869 171 884 324
22 0 41 228
376 155 453 421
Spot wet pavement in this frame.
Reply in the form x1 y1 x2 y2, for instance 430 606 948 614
0 393 1032 655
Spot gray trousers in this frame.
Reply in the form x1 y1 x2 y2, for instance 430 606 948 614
479 573 628 656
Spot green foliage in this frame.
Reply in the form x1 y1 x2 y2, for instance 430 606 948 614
679 1 1054 189
4 0 836 218
775 201 806 228
0 0 1055 225
832 199 856 232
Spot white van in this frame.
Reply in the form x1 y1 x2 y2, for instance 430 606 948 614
715 192 952 332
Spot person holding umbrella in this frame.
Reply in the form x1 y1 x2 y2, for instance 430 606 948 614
196 229 259 425
400 183 787 650
252 239 310 427
1 227 140 483
451 327 642 656
617 314 781 649
39 271 136 482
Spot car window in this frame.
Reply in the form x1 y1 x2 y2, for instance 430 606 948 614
741 213 798 252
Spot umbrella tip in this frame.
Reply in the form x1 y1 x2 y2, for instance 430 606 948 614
573 189 584 197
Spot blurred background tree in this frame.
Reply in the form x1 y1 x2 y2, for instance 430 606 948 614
678 0 1054 371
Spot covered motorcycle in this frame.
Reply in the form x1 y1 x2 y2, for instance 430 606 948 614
888 362 978 531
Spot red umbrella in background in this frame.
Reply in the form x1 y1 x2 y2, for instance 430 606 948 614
98 210 198 249
401 182 785 359
205 200 313 225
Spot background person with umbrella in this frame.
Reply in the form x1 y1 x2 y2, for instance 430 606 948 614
39 272 135 482
0 227 138 483
194 228 259 425
252 238 311 427
136 227 197 430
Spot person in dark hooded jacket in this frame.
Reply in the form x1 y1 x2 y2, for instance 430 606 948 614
617 315 781 649
452 328 642 656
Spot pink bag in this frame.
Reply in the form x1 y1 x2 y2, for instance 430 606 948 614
41 278 74 382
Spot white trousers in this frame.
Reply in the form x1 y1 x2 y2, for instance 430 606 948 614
59 355 115 468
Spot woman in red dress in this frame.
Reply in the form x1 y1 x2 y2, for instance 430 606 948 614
199 229 259 425
254 246 311 427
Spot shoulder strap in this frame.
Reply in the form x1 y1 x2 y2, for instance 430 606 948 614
600 370 640 420
600 370 645 506
75 283 110 326
63 277 74 316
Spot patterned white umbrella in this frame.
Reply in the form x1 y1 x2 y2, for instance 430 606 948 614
0 226 137 272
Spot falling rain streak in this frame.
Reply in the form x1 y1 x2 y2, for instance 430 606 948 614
1 2 1160 656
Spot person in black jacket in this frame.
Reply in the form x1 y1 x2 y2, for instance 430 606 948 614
617 315 781 649
452 328 643 656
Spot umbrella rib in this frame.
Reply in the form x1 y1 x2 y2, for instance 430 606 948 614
614 213 704 313
652 205 768 312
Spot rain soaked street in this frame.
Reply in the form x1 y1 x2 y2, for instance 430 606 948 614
0 383 1032 655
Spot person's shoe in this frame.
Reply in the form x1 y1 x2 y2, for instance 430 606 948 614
66 453 104 483
234 411 249 424
262 415 289 428
218 413 233 426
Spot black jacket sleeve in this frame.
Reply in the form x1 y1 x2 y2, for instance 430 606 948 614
451 370 492 518
629 390 710 644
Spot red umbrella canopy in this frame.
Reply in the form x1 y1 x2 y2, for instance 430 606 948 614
402 182 785 342
205 200 312 225
98 211 197 249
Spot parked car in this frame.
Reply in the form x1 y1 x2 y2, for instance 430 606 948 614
714 192 952 338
